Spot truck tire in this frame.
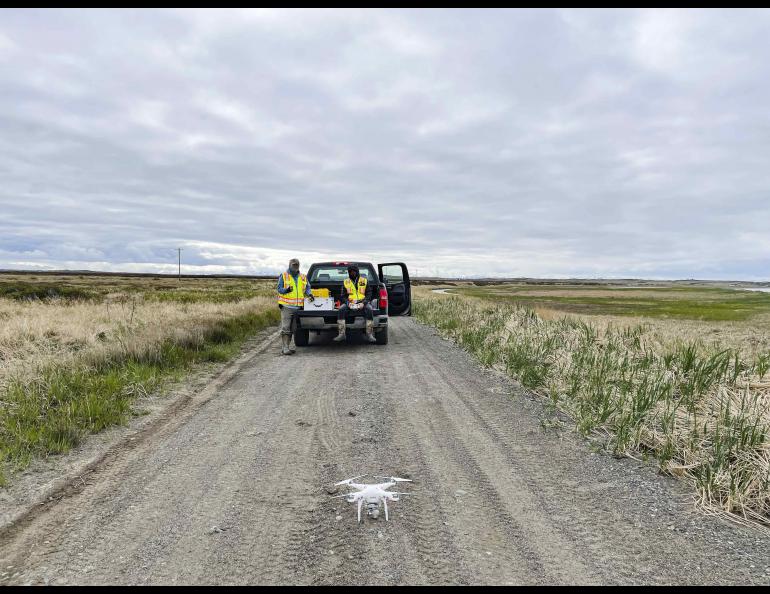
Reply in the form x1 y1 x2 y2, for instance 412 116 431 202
375 326 388 345
294 328 310 347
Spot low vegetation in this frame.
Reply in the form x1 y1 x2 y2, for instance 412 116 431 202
414 287 770 527
0 274 277 486
451 284 770 322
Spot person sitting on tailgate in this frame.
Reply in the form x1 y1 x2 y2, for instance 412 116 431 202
334 264 376 343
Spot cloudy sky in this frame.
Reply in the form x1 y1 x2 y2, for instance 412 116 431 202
1 8 769 279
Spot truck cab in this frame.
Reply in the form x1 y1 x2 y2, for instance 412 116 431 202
294 261 411 346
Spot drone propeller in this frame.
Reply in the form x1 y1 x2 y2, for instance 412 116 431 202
332 493 363 502
383 491 411 502
374 475 413 483
334 474 367 486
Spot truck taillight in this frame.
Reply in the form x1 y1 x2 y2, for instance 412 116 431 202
379 287 388 310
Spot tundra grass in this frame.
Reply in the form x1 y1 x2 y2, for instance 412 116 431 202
414 293 770 527
0 283 98 302
0 275 279 486
146 289 262 304
0 274 275 304
452 286 770 322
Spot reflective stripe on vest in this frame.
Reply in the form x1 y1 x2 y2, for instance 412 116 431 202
277 272 307 307
343 277 367 302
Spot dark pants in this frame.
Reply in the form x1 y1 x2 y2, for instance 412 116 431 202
338 303 374 321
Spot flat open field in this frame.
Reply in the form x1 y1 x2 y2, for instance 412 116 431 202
418 282 770 359
422 281 770 321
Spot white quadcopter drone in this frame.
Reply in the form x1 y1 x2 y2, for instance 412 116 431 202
333 475 412 522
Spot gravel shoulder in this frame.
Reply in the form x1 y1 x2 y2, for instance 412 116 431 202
0 317 768 585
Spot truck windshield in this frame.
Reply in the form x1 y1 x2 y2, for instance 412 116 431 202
310 266 372 283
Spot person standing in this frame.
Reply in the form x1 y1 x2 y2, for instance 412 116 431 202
277 258 313 355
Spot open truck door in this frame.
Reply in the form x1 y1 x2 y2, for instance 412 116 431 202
378 262 411 316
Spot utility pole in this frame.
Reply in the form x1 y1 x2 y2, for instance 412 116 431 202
177 248 182 281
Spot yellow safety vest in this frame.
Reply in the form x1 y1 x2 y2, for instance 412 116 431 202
278 272 308 307
343 277 367 302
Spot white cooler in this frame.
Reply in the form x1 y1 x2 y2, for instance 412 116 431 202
304 297 335 311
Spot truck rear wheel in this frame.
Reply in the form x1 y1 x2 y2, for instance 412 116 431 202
294 328 310 347
375 326 388 345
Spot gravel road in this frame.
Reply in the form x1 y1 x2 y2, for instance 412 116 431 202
1 317 768 585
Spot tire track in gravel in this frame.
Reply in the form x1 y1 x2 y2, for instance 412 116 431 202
288 339 383 586
227 354 325 586
357 339 469 586
405 320 657 585
299 335 438 586
123 362 293 585
398 321 600 584
391 352 553 584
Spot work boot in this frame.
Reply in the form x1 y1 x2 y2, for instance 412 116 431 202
288 335 296 354
281 334 292 355
333 320 346 342
365 320 377 343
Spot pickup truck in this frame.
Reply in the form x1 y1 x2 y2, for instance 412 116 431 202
294 261 411 346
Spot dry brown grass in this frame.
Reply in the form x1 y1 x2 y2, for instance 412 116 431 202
0 275 276 383
415 285 770 361
584 313 770 361
0 294 275 391
0 273 268 290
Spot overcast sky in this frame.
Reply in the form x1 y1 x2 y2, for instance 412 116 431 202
1 8 769 279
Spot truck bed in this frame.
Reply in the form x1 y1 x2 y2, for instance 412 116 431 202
296 282 383 328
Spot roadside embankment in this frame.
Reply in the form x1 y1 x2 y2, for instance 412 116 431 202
414 289 770 527
0 277 278 485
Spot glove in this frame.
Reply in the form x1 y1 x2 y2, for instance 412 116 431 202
308 294 315 302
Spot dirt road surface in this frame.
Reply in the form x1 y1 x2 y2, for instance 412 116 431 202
1 317 768 585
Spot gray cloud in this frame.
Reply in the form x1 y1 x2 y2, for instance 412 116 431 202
1 8 769 279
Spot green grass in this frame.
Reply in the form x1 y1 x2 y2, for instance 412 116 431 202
146 289 264 304
0 308 278 486
414 294 770 526
0 275 275 304
0 283 98 302
451 286 770 321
